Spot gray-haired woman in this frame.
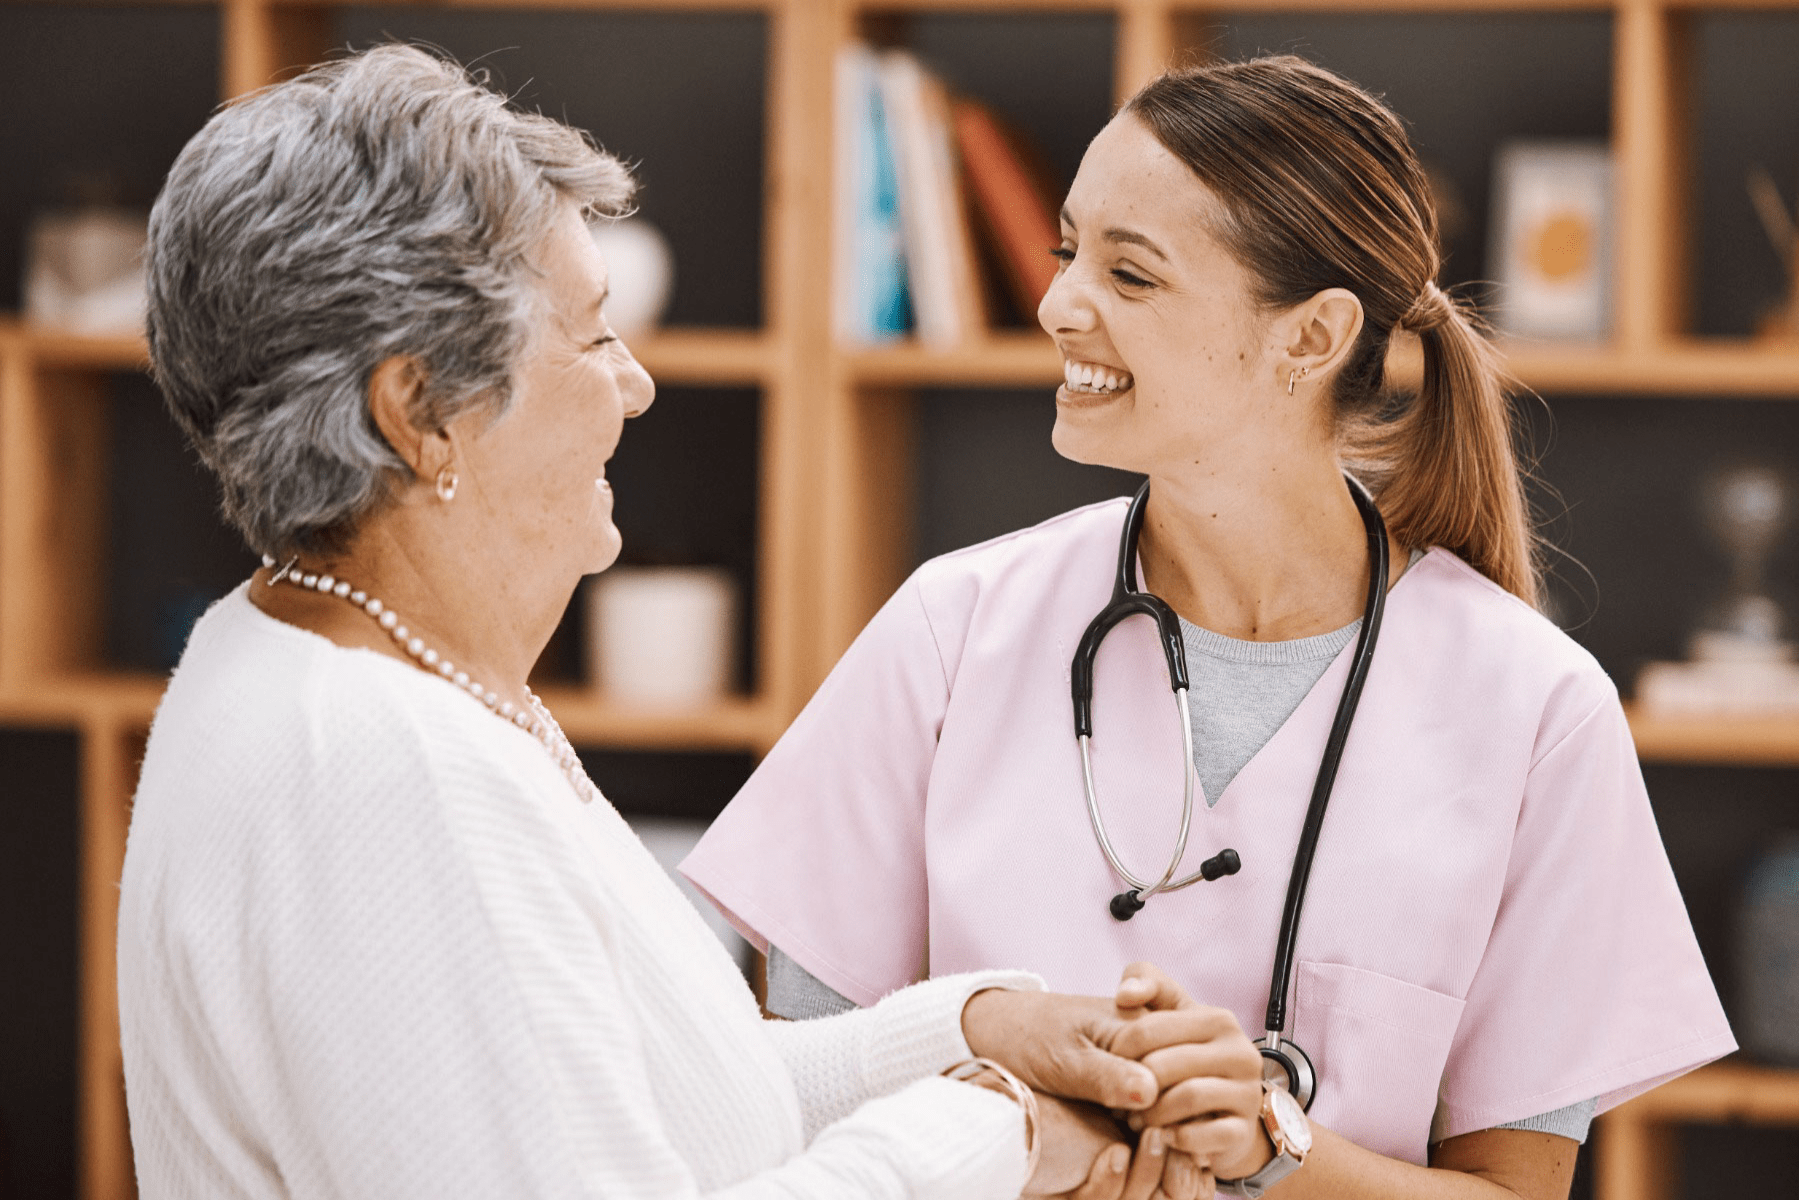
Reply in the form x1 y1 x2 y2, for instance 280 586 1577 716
116 45 1264 1200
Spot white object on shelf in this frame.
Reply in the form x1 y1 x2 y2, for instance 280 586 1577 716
588 566 737 706
1637 653 1799 716
878 49 983 347
586 216 674 338
1488 141 1613 340
23 208 149 335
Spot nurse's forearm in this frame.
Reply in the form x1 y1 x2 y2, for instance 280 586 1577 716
1257 1124 1577 1200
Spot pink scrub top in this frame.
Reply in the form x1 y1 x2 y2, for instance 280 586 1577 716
683 499 1734 1164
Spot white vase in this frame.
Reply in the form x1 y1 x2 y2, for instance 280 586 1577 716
586 216 674 338
587 566 736 706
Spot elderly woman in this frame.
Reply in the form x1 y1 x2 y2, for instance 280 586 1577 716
115 44 1262 1200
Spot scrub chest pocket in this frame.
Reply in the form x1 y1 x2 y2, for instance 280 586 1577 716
1293 960 1466 1165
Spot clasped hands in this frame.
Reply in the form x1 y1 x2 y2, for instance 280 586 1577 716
960 963 1272 1200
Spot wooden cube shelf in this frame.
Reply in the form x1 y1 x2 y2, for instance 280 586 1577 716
7 2 1799 1197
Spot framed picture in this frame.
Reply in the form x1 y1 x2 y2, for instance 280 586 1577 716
1487 141 1614 340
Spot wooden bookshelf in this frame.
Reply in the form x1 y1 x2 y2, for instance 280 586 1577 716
0 316 775 384
1596 1060 1799 1200
1625 704 1799 766
7 2 1799 1197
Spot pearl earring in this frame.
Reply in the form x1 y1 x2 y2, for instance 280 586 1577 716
435 466 459 503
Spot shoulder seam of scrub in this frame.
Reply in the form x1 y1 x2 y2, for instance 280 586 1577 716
921 495 1131 568
1524 690 1616 776
905 575 955 697
1415 547 1557 626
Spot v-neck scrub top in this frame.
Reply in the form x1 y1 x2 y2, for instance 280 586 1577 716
683 498 1735 1166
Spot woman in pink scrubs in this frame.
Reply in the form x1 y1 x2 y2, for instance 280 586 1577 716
685 56 1732 1200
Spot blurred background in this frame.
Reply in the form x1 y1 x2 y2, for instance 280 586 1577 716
3 1 1799 1198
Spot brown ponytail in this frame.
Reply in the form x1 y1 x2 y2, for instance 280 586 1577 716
1126 58 1540 606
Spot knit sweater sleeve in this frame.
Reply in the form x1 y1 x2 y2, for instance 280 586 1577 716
764 970 1045 1142
119 631 1030 1200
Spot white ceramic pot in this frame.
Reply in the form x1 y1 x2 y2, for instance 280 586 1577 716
587 566 736 705
586 216 674 338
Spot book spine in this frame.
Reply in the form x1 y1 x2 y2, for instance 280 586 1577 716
951 100 1060 316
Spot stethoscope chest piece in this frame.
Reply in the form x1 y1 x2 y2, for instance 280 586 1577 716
1260 1034 1317 1112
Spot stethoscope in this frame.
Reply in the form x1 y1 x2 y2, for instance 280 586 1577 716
1069 473 1389 1111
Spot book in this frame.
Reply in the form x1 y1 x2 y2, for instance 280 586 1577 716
876 50 985 346
834 43 911 343
949 98 1062 318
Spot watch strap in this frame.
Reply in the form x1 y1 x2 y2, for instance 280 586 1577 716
1215 1149 1303 1199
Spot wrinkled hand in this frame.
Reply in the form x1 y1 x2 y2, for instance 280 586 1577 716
960 981 1171 1112
1027 1110 1216 1200
1020 1093 1128 1197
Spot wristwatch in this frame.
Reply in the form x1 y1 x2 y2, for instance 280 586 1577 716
1217 1080 1312 1198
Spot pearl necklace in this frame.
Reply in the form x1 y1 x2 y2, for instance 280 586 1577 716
262 557 595 804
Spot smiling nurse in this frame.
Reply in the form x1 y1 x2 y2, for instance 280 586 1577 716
684 56 1733 1200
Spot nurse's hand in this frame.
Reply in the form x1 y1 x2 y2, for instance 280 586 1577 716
1108 964 1267 1182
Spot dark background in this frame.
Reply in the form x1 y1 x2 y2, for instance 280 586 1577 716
5 4 1799 1197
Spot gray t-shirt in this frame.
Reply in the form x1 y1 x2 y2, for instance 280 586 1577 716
764 559 1596 1143
1178 612 1359 807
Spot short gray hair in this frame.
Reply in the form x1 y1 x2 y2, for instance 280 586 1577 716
146 43 634 557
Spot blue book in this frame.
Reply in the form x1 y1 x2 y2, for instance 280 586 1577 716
835 44 912 342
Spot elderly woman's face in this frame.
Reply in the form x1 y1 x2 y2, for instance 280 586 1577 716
449 201 654 576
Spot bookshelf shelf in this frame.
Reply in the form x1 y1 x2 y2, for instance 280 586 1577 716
0 674 779 752
0 316 773 385
533 685 780 749
1595 1060 1799 1200
1625 704 1799 766
1503 342 1799 395
0 676 166 730
853 333 1799 395
849 331 1060 385
1611 1060 1799 1123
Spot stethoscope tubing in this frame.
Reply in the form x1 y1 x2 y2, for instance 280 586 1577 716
1069 473 1389 1110
1261 474 1389 1037
1077 686 1199 899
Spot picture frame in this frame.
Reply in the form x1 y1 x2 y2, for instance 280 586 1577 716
1487 140 1614 340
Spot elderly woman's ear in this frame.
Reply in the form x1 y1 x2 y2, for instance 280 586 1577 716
366 356 452 484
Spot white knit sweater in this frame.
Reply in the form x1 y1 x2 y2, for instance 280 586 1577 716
118 584 1038 1199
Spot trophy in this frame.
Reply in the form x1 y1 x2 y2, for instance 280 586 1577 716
1748 165 1799 342
1638 465 1799 715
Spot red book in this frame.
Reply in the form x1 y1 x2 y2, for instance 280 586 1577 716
950 98 1061 315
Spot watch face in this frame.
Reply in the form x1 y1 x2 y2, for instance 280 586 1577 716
1268 1084 1314 1155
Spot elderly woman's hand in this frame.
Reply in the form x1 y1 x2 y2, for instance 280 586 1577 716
959 963 1260 1116
959 980 1162 1111
1022 1098 1216 1200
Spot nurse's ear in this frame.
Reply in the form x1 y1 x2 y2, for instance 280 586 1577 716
1272 287 1364 397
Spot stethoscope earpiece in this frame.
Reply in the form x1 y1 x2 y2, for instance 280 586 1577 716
1109 890 1146 921
1109 850 1240 921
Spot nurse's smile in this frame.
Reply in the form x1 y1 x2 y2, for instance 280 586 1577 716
1057 356 1135 409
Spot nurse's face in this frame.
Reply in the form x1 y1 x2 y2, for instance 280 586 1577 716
1039 115 1298 474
